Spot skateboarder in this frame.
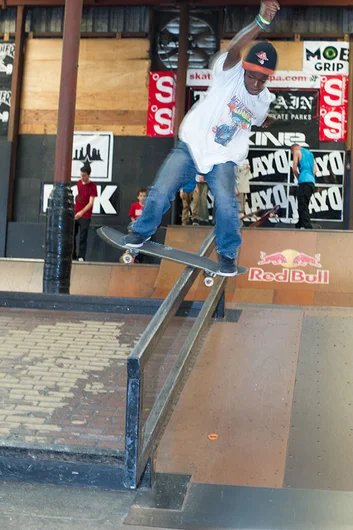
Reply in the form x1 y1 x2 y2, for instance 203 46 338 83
125 0 280 276
291 144 317 229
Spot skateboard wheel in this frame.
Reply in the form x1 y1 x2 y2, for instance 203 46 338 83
204 277 214 288
123 253 134 264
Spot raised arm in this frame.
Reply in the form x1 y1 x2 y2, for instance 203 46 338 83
224 0 280 71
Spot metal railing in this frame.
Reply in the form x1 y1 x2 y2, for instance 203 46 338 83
124 229 226 489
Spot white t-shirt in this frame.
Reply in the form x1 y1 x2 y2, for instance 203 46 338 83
179 53 274 174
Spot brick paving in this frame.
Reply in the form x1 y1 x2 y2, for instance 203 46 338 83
0 308 194 452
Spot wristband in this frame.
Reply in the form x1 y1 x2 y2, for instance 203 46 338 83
255 15 270 31
258 13 271 26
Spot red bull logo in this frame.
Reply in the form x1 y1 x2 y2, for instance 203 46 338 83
249 249 329 284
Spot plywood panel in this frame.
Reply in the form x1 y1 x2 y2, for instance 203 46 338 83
19 124 147 136
221 40 303 71
107 265 159 298
156 309 303 486
21 110 147 126
20 38 150 135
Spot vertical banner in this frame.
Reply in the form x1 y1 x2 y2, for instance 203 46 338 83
0 42 15 136
146 72 176 137
319 75 348 142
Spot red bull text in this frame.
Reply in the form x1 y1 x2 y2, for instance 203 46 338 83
249 250 330 285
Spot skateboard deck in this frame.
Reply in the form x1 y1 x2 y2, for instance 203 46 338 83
97 226 247 284
243 205 280 227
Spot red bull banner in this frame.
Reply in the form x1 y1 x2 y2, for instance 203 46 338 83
249 249 329 285
146 72 176 137
319 75 348 142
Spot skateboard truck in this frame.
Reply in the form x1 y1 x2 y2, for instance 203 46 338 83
203 270 216 287
120 249 139 264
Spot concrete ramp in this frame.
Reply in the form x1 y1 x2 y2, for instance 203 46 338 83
155 306 353 491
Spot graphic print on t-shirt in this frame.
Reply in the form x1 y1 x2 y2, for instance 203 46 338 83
213 95 255 147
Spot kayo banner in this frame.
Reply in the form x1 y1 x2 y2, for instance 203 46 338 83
244 149 345 222
252 89 320 148
147 72 176 137
319 75 348 142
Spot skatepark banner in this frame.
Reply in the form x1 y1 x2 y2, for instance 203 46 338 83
0 42 14 136
245 148 345 222
41 183 119 216
146 72 176 137
0 43 14 89
186 69 321 89
252 88 320 149
186 87 320 149
319 75 348 143
0 90 10 136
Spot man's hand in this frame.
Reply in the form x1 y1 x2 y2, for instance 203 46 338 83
260 0 280 23
75 212 83 220
261 115 276 128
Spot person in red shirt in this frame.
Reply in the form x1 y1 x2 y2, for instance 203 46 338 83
73 164 98 262
128 188 147 222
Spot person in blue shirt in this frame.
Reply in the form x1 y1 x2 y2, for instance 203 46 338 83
291 144 317 229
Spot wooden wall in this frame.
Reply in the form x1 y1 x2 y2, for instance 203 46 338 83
20 38 150 136
19 38 304 136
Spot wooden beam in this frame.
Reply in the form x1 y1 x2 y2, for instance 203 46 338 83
53 0 83 184
4 0 353 6
174 0 188 136
7 5 26 222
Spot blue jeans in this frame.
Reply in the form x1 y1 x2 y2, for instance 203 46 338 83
132 141 242 259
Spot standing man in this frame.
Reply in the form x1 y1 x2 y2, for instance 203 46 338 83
193 175 210 226
73 164 98 261
124 0 280 276
236 160 252 218
291 144 317 230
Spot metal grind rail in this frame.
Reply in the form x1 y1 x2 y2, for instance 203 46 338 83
124 229 226 489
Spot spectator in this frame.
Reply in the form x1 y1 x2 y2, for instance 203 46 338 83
180 179 198 226
236 160 251 217
73 164 97 262
129 188 147 222
291 144 317 229
193 175 210 225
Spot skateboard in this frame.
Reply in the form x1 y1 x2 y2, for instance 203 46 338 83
242 205 280 227
97 226 247 287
